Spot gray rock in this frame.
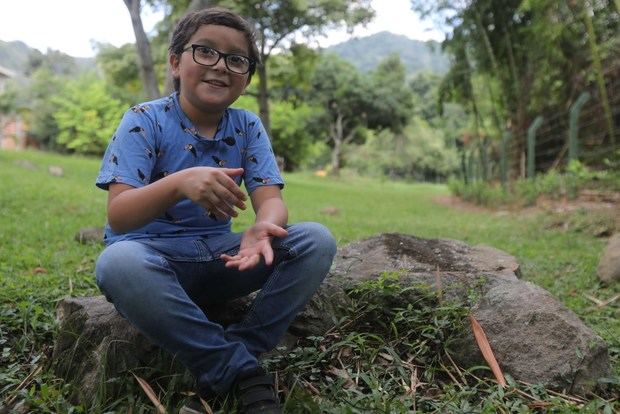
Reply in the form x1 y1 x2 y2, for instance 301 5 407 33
597 233 620 284
74 227 104 244
52 233 608 403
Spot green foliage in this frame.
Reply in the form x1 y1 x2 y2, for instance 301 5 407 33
449 160 620 208
368 54 414 132
270 101 325 171
52 75 126 155
0 80 20 114
309 53 417 172
21 68 65 149
221 0 375 44
347 118 459 181
94 43 144 103
25 48 79 77
447 178 506 208
264 274 473 412
268 43 321 105
413 0 619 170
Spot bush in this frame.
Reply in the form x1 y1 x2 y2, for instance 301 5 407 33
449 161 619 207
52 74 126 155
448 178 508 207
346 118 459 182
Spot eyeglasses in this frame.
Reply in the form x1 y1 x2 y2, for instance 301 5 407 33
183 44 255 75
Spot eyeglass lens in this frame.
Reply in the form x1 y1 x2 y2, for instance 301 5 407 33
193 46 250 74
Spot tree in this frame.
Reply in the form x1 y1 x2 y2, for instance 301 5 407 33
268 43 320 106
95 43 143 103
347 119 459 181
52 74 126 154
123 0 161 99
412 0 619 166
310 54 413 175
219 0 375 136
21 68 65 149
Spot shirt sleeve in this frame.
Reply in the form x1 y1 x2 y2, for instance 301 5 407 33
96 107 159 190
241 113 284 194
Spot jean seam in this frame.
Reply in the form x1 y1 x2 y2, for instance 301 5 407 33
238 245 295 331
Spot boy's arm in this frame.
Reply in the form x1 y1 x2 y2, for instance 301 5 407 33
251 185 288 228
107 167 247 233
220 185 288 271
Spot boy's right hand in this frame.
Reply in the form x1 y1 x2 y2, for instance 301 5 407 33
180 167 247 220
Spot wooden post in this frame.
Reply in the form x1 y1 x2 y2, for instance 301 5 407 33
501 131 512 190
527 116 544 179
568 92 590 163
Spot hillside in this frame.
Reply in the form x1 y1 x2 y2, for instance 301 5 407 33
324 31 449 76
0 40 95 76
0 40 31 74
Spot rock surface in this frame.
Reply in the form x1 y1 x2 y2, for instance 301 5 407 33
597 233 620 284
52 233 609 403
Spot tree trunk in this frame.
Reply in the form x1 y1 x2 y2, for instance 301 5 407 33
123 0 160 100
329 112 344 176
257 61 271 137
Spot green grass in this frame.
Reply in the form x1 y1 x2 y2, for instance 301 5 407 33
1 149 618 412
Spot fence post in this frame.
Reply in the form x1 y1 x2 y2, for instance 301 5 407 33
460 150 468 184
568 91 590 163
468 149 476 183
500 130 512 190
479 139 489 181
527 116 544 179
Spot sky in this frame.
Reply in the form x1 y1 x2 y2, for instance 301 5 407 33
0 0 443 58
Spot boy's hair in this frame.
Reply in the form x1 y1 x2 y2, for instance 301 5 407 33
169 7 260 91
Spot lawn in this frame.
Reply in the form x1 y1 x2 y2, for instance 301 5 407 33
1 149 618 412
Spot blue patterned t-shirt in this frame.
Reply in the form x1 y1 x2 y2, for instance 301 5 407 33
96 92 284 245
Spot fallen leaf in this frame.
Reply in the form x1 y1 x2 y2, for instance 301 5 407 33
320 206 340 216
435 266 443 303
584 293 619 307
469 315 507 387
328 366 356 389
132 373 166 414
199 397 214 414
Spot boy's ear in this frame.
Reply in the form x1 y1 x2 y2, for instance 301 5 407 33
169 54 180 77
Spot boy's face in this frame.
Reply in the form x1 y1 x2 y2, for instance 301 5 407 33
171 24 251 118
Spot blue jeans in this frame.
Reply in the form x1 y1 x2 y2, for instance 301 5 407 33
95 222 336 395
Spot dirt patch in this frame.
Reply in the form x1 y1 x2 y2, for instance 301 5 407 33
434 192 620 237
382 233 473 272
432 195 516 216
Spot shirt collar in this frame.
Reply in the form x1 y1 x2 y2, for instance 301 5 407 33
170 92 228 141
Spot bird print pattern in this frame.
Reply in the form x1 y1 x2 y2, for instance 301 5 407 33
97 93 283 244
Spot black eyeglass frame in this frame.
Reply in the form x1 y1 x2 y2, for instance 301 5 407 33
183 44 256 75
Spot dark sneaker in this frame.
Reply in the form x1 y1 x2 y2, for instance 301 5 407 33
235 367 282 414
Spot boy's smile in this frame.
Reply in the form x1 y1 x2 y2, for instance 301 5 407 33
171 24 251 130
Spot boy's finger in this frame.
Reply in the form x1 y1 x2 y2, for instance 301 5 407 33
222 167 244 177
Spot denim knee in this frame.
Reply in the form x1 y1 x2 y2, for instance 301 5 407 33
287 222 337 269
95 240 151 299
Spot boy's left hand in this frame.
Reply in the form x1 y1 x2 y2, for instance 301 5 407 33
220 222 288 271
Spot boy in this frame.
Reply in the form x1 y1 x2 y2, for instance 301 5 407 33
95 7 336 413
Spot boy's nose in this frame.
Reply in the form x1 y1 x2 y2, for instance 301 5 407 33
212 57 228 72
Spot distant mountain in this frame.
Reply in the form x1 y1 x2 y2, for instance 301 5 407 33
0 40 32 74
0 40 95 76
323 31 449 76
